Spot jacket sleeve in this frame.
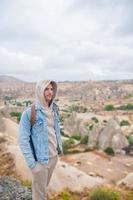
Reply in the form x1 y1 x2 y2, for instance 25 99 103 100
19 108 36 169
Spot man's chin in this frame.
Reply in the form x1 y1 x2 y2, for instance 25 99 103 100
47 98 52 102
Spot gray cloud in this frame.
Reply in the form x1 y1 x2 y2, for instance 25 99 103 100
72 0 133 36
72 0 133 9
0 0 132 81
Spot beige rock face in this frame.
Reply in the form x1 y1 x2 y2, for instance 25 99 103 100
88 127 101 149
2 118 18 142
112 133 128 153
8 144 106 194
0 114 106 194
63 112 88 136
121 125 133 137
0 103 132 194
49 161 106 194
8 145 106 193
98 118 128 151
117 173 133 189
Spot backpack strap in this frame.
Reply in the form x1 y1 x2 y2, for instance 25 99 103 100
30 104 35 126
53 102 59 115
30 104 37 161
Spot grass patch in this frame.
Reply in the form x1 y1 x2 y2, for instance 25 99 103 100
104 147 115 156
10 112 22 123
50 187 133 200
70 134 81 141
90 187 120 200
127 135 133 145
21 179 32 189
120 120 130 126
80 135 88 144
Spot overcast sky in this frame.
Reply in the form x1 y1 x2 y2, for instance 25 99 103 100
0 0 133 82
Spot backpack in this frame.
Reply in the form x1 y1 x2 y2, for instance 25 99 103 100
30 104 36 126
29 104 38 161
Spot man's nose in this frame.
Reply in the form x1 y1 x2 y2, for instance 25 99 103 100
48 89 53 94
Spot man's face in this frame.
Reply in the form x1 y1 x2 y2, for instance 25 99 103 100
43 83 54 104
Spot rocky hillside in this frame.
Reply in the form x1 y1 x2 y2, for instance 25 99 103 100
0 75 35 99
0 75 133 104
0 176 31 200
0 106 106 195
0 75 26 84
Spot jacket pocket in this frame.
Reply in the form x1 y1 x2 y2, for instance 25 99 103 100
31 163 47 174
33 119 44 133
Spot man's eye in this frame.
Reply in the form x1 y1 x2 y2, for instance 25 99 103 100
45 88 53 91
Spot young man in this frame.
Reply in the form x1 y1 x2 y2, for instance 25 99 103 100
19 80 63 200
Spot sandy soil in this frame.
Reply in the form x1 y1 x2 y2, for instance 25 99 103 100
60 151 133 185
1 116 133 193
0 117 105 193
77 112 132 123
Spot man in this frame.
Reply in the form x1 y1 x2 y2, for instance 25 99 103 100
19 80 63 200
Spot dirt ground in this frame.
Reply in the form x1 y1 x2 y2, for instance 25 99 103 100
0 116 132 190
60 151 133 185
0 135 17 178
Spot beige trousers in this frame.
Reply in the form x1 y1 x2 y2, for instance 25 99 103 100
31 155 58 200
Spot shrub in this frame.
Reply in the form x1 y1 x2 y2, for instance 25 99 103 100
23 100 33 106
90 187 120 200
118 103 133 110
89 124 94 130
68 104 87 113
126 104 133 110
80 135 88 144
79 105 88 113
104 104 114 111
120 120 130 126
124 94 133 99
21 180 32 189
62 138 75 154
16 102 23 106
59 189 72 200
85 123 94 130
127 135 133 145
104 147 115 156
91 117 99 123
70 134 81 141
59 113 71 124
10 112 22 123
4 96 13 101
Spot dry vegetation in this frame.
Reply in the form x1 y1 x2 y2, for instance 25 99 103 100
0 136 17 177
49 187 133 200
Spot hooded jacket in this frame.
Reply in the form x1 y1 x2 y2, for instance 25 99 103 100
19 80 63 169
35 80 57 108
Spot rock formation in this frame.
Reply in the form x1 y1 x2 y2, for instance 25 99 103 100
117 173 133 189
63 112 88 136
98 117 128 152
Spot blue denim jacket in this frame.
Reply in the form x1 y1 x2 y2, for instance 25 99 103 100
19 102 63 169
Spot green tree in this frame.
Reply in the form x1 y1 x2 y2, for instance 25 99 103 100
104 147 115 156
10 112 22 123
120 120 130 126
104 104 114 111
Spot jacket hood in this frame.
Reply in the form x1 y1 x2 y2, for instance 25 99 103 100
35 80 57 108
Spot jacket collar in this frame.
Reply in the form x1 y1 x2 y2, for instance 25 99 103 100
35 102 42 110
35 101 55 111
